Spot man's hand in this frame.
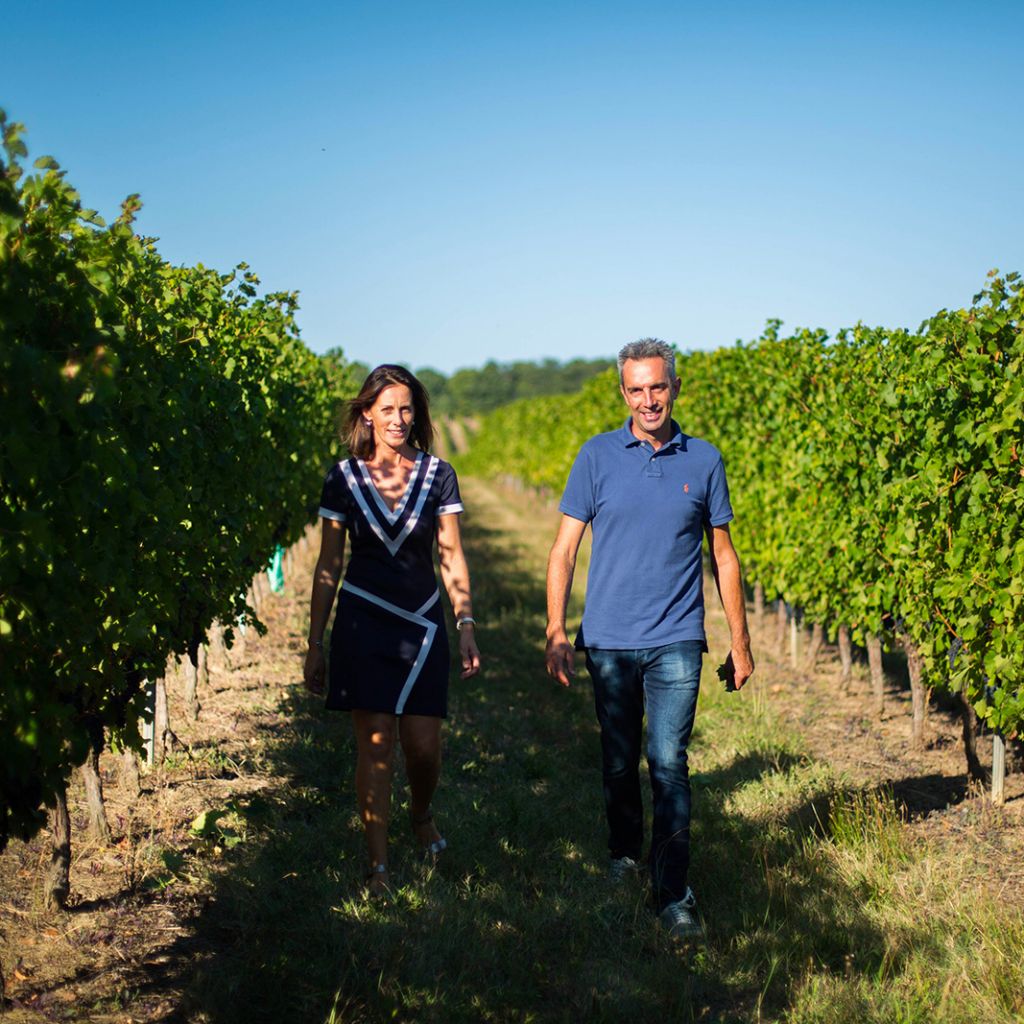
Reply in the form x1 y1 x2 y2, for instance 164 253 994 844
721 647 754 692
545 633 575 687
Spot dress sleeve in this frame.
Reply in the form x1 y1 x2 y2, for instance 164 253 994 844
435 461 464 516
318 463 349 522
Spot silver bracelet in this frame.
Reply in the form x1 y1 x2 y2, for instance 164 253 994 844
456 617 476 632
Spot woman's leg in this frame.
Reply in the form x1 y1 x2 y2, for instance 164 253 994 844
352 710 397 887
398 714 443 847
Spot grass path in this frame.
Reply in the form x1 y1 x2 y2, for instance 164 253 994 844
2 477 1022 1023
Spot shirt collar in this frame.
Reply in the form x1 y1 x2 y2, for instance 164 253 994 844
620 417 685 449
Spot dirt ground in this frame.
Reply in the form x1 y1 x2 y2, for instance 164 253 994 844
2 492 1022 1020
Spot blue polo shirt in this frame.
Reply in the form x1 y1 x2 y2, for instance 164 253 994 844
559 419 733 651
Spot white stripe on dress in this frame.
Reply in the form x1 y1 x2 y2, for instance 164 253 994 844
342 456 440 557
342 581 440 715
357 452 424 525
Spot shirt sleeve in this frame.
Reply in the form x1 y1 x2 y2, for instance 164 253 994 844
705 453 734 527
318 463 349 522
558 443 595 524
435 461 464 515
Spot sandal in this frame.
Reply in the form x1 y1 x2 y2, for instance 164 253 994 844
411 810 448 860
364 862 390 897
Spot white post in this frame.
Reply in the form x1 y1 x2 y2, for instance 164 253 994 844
140 678 156 766
789 608 800 667
992 733 1006 805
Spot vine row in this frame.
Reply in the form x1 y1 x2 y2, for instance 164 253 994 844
0 111 351 858
461 273 1024 739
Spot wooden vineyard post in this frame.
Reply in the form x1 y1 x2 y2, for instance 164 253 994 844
992 733 1006 805
790 609 800 668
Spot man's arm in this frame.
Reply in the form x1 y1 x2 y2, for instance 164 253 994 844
706 523 754 690
545 514 588 687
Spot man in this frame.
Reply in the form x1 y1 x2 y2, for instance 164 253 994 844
545 338 754 941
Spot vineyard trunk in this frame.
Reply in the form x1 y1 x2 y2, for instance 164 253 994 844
80 740 111 842
154 677 170 765
46 783 71 910
806 622 824 670
776 601 787 655
208 621 229 670
753 582 765 623
184 646 207 722
866 635 885 719
900 633 928 750
120 746 141 797
959 685 990 785
838 626 853 694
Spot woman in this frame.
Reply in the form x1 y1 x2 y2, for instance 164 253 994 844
304 365 480 895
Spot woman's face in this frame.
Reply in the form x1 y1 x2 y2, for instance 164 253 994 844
367 384 415 452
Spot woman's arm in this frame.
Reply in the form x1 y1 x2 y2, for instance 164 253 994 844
303 517 346 694
436 513 481 679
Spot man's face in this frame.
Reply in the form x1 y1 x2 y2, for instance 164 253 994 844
620 357 680 442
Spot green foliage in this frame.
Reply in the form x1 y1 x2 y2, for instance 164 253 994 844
421 357 611 416
463 276 1024 734
0 112 350 849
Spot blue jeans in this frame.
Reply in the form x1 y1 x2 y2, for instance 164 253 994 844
585 640 703 911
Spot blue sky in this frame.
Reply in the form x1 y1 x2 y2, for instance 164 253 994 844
5 1 1022 374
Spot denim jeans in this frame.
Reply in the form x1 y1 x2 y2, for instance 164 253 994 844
585 640 703 911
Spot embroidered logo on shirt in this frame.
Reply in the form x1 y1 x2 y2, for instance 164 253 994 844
683 483 690 493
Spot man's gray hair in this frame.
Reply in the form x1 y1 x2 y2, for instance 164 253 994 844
617 338 676 384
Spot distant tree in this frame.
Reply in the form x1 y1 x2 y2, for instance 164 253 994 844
388 356 612 416
320 347 366 405
415 367 449 411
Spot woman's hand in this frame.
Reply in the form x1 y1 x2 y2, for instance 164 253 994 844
459 626 481 679
304 644 326 695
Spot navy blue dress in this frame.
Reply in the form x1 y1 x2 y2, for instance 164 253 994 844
318 452 464 717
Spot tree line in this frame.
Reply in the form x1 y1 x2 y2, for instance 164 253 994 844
322 351 611 416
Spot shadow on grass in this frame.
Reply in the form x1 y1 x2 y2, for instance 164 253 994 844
117 505 919 1023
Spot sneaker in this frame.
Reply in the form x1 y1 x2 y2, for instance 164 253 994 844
607 856 641 883
658 888 704 941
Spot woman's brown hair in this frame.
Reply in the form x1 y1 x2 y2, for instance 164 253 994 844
343 364 436 460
